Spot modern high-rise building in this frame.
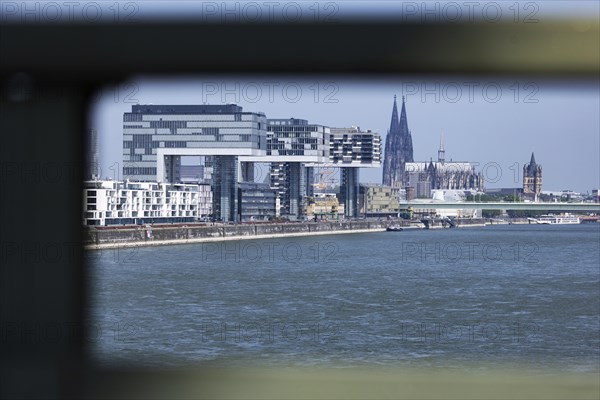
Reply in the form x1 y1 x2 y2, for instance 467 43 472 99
243 120 382 220
121 105 381 221
523 152 542 197
122 104 267 221
86 128 99 179
382 95 414 187
123 104 266 180
269 162 315 218
328 127 381 166
243 118 330 219
328 127 382 217
237 182 277 222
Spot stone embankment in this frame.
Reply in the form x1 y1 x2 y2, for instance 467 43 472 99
84 218 490 250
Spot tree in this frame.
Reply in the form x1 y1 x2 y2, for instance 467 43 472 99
482 209 502 218
503 194 523 202
506 209 544 218
470 193 503 202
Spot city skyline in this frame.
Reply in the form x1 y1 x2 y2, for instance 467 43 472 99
90 78 599 193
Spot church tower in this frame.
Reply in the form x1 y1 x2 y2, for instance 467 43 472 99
523 152 542 197
382 95 414 187
437 133 445 164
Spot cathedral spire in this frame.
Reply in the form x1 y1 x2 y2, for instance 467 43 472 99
389 95 399 133
399 95 409 135
382 94 414 186
438 132 445 163
530 152 536 165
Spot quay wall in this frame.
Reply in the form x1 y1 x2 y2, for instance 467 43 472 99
84 219 488 249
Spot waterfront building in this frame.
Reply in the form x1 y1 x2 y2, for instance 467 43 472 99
328 127 382 218
359 184 401 217
523 152 542 198
83 180 212 226
266 118 330 160
86 128 99 179
328 127 381 166
259 118 329 220
121 105 381 222
268 161 314 219
237 182 277 222
405 138 484 198
122 104 267 222
244 119 381 220
306 193 344 220
382 95 414 187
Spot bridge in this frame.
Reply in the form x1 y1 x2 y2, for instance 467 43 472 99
399 202 600 212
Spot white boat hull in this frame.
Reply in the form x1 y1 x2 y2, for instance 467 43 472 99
529 216 580 225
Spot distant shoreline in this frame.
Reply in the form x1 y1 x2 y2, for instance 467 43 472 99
84 227 391 250
83 218 495 250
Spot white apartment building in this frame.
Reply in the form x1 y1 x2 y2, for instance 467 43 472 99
83 180 212 226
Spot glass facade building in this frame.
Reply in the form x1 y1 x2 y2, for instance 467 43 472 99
264 123 382 219
119 106 382 221
122 104 267 221
328 127 381 166
86 128 99 179
212 155 238 222
237 182 277 222
254 118 329 220
267 118 329 160
328 127 382 218
123 104 267 182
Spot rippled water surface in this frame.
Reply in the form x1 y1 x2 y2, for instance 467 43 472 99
88 224 600 371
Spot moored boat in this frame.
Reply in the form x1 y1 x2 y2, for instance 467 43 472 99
528 214 580 224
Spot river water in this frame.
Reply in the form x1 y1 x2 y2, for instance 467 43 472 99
87 224 600 372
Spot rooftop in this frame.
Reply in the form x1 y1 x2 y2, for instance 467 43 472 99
130 104 255 114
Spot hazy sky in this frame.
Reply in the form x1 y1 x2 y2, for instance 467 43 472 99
6 1 598 22
90 77 599 192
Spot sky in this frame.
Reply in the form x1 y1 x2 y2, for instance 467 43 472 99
4 1 599 23
90 77 599 193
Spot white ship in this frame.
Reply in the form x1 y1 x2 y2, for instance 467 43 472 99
528 214 581 224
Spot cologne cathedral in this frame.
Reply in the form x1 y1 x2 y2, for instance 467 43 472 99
404 137 485 198
382 96 484 198
382 95 413 187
